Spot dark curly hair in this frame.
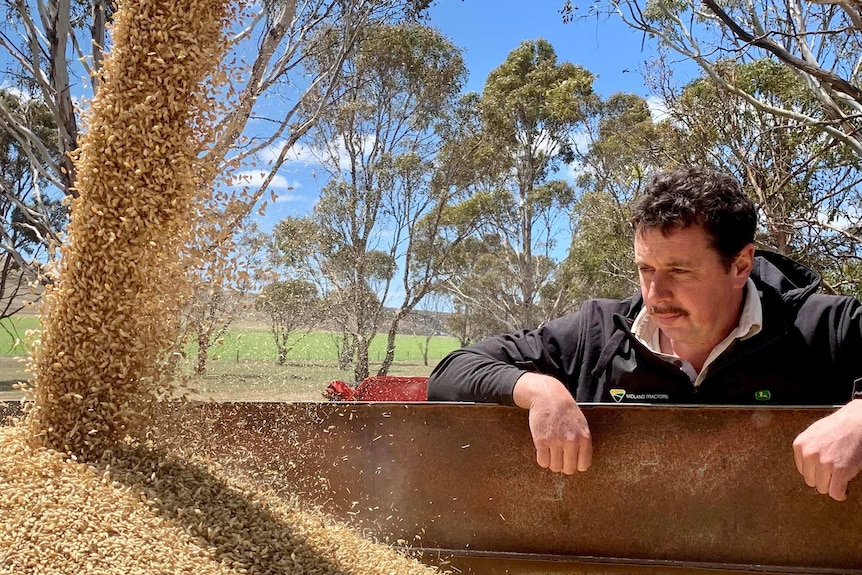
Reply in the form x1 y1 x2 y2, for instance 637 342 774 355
631 167 757 269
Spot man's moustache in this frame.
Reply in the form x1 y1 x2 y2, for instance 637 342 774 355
649 306 688 316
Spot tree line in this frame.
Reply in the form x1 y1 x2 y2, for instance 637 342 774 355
2 0 862 383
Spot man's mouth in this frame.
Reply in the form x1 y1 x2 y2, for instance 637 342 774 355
650 307 687 322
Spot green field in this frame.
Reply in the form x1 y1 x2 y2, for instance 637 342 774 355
0 317 458 362
197 328 459 364
0 316 39 356
0 317 459 401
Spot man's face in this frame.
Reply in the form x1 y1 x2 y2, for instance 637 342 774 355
634 224 753 350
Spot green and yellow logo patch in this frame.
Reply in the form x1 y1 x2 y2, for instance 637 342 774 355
610 389 626 403
755 390 772 401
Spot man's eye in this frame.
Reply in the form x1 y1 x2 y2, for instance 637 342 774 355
671 268 688 274
638 267 653 273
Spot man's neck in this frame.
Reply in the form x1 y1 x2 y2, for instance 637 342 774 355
659 331 711 373
658 292 747 374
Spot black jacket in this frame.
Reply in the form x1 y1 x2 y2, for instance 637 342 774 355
428 251 862 406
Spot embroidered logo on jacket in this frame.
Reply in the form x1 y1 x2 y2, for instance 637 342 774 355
754 390 772 401
610 389 626 403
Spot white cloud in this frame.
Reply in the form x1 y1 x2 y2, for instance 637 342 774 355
0 85 28 101
260 135 380 172
259 141 318 165
646 95 671 123
275 188 302 203
231 170 292 189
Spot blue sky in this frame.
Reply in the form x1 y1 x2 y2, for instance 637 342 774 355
428 0 658 97
260 0 688 230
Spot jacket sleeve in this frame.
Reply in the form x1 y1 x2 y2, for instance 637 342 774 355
427 313 584 405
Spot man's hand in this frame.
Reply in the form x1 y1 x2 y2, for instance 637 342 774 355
513 373 592 474
792 399 862 501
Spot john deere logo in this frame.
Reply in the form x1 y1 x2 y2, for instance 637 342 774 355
610 389 626 403
755 390 772 401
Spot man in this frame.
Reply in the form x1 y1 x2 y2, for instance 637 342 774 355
428 167 862 502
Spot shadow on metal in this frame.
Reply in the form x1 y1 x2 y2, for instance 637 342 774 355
3 400 859 574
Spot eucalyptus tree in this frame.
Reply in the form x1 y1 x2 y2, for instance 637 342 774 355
254 279 320 365
0 0 432 386
0 89 61 324
656 59 862 293
0 0 430 330
562 0 862 160
557 92 667 304
187 223 271 375
297 22 466 381
560 0 862 291
562 61 862 299
442 39 595 331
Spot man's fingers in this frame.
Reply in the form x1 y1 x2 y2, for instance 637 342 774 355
829 473 849 502
814 463 832 494
548 446 564 473
535 445 551 470
562 442 579 475
792 442 804 476
577 434 592 472
802 456 818 487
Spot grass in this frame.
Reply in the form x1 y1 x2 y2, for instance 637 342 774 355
183 359 439 402
0 318 459 401
0 316 39 356
198 328 459 364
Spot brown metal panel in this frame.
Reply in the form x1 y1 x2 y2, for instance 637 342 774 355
3 401 861 572
412 549 859 575
151 402 862 572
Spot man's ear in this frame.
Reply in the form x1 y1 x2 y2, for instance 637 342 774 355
732 244 755 287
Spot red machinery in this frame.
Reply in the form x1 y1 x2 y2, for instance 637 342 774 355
324 375 428 402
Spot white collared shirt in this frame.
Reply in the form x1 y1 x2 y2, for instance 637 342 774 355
631 278 763 386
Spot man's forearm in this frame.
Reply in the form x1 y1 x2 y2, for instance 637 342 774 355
427 349 524 404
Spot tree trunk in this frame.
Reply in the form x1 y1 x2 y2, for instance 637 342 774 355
277 345 287 365
422 334 431 366
337 332 353 370
195 330 209 375
378 323 399 376
353 336 369 383
378 307 409 376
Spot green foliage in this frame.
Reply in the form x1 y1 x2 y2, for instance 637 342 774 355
481 38 595 170
563 191 638 302
666 58 862 293
255 280 318 319
255 280 320 364
0 315 39 355
436 39 596 331
296 21 467 380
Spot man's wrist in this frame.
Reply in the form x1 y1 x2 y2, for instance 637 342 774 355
513 373 565 410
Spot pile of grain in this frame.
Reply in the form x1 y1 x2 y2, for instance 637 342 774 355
26 0 232 455
0 424 439 574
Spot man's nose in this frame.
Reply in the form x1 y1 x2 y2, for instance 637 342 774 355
647 272 672 302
